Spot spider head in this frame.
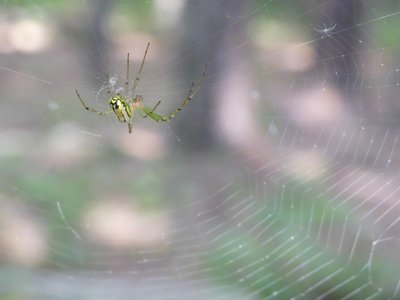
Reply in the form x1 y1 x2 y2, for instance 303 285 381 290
133 95 143 104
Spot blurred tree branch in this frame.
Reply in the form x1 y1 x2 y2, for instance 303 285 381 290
177 0 261 151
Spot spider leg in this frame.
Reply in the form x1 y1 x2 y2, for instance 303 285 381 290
106 74 111 95
75 90 113 115
140 64 207 122
125 53 130 98
140 100 161 118
131 42 150 96
128 114 134 134
128 43 150 131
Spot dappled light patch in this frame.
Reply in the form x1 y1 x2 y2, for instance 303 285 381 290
0 18 52 54
83 197 169 249
285 150 329 182
118 127 167 160
252 20 315 72
41 122 97 170
286 85 345 129
0 197 48 267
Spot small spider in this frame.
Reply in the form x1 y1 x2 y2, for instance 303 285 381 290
76 43 207 134
314 22 337 38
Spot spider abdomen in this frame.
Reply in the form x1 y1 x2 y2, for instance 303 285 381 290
109 96 132 123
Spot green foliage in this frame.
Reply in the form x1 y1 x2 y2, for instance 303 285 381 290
0 0 64 9
109 0 155 31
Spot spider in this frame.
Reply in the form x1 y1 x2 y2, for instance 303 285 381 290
75 43 207 134
314 22 337 38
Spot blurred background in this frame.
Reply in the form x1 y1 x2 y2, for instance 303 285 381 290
1 0 400 299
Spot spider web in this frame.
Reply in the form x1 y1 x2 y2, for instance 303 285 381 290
1 0 400 299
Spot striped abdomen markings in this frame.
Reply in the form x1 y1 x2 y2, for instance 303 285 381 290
109 95 132 123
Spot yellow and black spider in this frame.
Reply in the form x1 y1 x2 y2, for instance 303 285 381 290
76 43 206 134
